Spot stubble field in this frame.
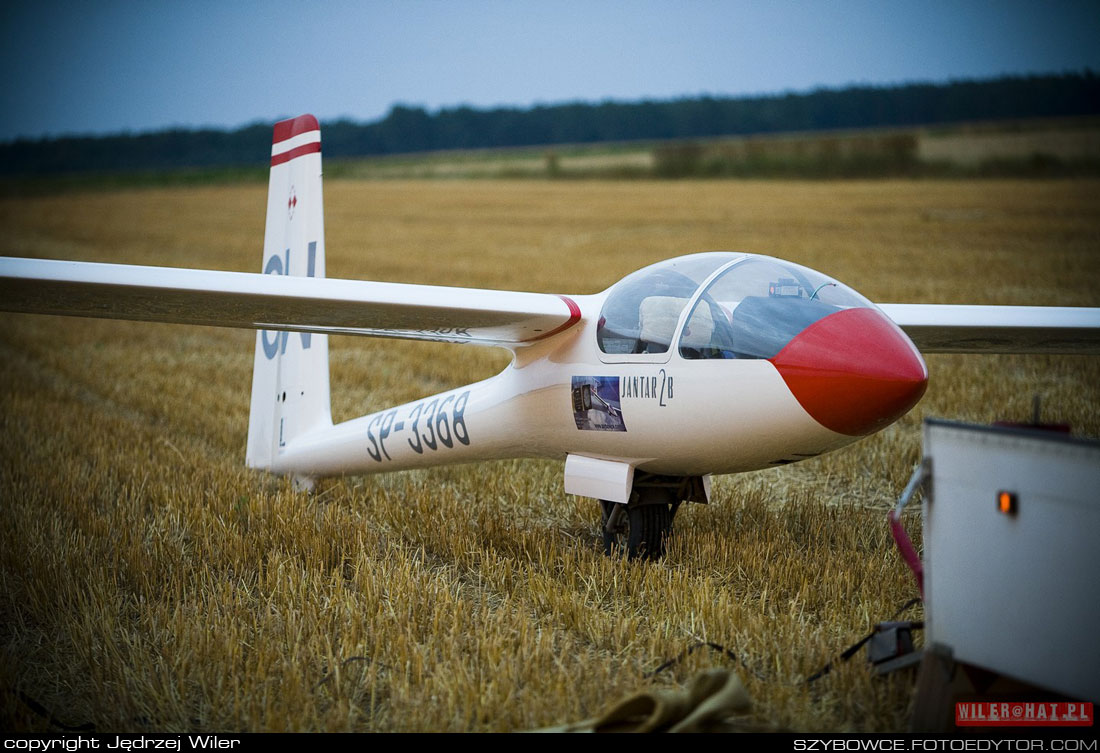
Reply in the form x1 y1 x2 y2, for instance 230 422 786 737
1 179 1098 732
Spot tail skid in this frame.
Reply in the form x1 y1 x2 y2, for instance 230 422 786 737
246 115 333 471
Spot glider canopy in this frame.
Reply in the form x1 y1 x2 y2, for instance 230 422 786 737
596 252 873 359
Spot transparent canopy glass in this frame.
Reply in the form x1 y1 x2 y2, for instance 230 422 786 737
596 253 736 355
596 253 874 359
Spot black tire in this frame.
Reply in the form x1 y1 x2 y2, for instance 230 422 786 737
600 488 676 561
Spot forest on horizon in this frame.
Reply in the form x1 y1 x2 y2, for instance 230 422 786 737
2 72 1098 176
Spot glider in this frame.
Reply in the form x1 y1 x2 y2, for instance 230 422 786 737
3 114 1098 559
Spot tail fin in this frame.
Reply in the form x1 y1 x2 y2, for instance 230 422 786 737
246 115 333 470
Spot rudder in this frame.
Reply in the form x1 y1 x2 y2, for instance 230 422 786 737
246 115 333 470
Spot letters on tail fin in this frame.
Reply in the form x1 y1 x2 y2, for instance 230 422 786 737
246 115 333 470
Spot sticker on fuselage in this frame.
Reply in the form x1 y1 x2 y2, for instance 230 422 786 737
571 376 627 432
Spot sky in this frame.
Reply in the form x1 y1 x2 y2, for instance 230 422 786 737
2 0 1098 142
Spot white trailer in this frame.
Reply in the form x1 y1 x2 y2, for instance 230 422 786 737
909 419 1100 729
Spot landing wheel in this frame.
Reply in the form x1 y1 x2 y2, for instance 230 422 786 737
600 487 678 561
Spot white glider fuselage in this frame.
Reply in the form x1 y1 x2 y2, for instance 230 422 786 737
269 245 933 485
272 293 860 481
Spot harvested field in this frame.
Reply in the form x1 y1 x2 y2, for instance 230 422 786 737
1 179 1098 732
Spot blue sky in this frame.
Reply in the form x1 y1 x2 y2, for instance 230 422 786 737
2 0 1098 142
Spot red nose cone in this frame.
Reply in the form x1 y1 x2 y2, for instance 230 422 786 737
770 307 928 436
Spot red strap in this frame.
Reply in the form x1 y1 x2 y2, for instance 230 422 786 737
888 510 924 599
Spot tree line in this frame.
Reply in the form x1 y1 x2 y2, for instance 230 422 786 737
2 73 1097 175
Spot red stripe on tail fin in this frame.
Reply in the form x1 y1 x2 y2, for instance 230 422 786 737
271 142 321 166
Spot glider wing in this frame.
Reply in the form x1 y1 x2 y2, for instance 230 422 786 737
0 256 581 347
878 303 1100 354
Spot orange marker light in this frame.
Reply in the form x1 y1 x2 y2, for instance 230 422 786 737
997 491 1017 516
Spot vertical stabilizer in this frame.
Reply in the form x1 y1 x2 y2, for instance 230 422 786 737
246 115 333 470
